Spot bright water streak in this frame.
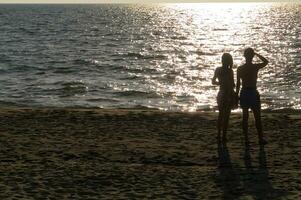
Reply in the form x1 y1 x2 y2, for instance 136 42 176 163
0 3 300 111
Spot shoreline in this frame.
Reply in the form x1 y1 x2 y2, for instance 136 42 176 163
0 106 300 198
1 105 301 113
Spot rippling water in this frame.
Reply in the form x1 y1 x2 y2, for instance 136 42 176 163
0 3 300 111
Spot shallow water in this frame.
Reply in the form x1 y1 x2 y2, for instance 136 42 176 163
0 3 300 111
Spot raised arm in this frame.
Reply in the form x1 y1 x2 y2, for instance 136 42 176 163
255 53 269 69
212 68 219 85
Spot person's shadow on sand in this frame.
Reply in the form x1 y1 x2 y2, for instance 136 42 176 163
215 136 289 200
242 138 288 200
215 139 241 200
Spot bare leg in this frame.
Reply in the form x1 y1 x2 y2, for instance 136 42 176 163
252 107 267 144
217 108 223 139
222 106 231 141
242 108 249 135
242 108 249 144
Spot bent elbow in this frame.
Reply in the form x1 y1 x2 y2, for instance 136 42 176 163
264 62 269 67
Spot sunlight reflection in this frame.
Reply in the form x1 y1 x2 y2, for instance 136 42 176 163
113 3 299 112
169 3 265 9
150 3 275 111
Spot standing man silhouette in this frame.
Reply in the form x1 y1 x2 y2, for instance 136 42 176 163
236 48 269 145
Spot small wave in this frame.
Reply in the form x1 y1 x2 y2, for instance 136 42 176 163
61 81 86 87
10 65 41 72
114 90 160 98
50 81 89 97
196 106 215 112
87 97 120 103
73 58 100 65
212 28 228 31
0 57 12 63
252 26 262 30
102 33 115 37
119 74 142 80
18 27 36 35
131 66 159 74
53 67 76 74
130 105 161 110
123 52 167 60
48 60 68 64
35 71 46 75
112 57 125 61
170 35 187 40
195 50 217 56
126 52 144 58
143 54 168 60
105 43 119 47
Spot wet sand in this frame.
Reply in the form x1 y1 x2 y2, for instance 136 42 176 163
0 107 300 199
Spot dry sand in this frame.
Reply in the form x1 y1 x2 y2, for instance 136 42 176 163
0 107 300 199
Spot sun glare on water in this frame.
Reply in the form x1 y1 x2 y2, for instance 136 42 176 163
164 2 301 112
146 3 274 111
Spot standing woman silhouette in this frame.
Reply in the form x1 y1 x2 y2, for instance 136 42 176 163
212 53 237 141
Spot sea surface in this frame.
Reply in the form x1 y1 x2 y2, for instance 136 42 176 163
0 3 300 111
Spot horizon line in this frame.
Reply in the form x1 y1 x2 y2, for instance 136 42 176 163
0 1 299 4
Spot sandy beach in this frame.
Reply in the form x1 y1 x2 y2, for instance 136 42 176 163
0 107 300 199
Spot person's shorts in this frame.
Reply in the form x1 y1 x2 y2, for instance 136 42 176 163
239 88 260 109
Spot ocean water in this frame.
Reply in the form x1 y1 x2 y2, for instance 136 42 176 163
0 3 300 111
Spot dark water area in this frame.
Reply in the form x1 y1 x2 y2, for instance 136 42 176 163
0 3 300 111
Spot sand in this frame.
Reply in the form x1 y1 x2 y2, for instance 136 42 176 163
0 107 300 199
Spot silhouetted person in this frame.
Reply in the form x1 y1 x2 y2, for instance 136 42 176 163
236 48 269 145
212 53 237 141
